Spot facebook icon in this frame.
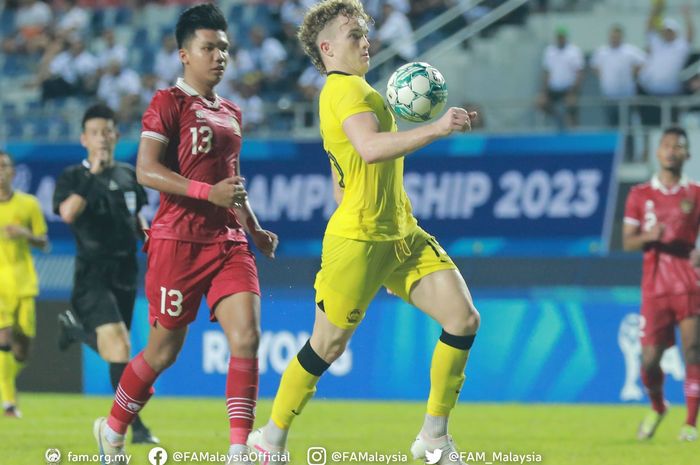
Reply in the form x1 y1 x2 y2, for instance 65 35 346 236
148 447 168 465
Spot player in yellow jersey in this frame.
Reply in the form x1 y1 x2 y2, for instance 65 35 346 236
0 150 49 417
249 1 478 463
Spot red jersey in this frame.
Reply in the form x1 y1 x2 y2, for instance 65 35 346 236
141 78 246 244
624 175 700 296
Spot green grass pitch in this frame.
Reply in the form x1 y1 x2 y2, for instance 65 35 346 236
0 394 697 465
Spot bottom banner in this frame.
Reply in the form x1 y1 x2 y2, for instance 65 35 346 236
83 286 684 403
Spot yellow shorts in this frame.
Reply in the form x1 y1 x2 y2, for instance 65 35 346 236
314 225 456 329
0 294 36 338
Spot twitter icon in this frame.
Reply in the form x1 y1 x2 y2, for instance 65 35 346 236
425 448 443 464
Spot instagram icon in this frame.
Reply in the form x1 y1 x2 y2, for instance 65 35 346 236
307 446 327 465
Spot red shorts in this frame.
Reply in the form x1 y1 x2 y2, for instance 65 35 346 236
640 293 700 347
144 239 260 329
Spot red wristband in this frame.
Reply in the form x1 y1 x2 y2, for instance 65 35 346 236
186 180 212 200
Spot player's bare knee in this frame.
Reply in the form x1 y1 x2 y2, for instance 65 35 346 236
227 326 260 357
101 339 130 363
0 328 11 345
464 307 481 333
312 341 343 363
12 346 28 363
147 349 180 372
312 332 349 363
445 305 480 336
641 350 663 371
11 336 30 361
160 352 180 370
320 340 347 363
113 336 131 358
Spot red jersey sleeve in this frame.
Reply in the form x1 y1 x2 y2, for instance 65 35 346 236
236 106 243 134
141 89 179 145
623 187 642 228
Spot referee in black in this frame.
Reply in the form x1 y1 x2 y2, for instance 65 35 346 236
52 104 157 444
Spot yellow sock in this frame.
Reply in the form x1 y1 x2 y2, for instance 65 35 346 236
270 356 320 429
0 349 16 405
427 340 470 416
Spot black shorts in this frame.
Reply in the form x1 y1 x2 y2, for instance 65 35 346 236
71 256 138 334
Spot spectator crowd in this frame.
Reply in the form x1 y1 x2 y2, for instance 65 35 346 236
537 1 697 130
0 0 464 135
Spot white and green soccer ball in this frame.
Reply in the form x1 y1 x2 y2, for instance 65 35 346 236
386 62 448 123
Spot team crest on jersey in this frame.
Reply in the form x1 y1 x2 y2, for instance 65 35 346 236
346 309 361 324
195 110 205 119
681 198 694 214
230 116 241 136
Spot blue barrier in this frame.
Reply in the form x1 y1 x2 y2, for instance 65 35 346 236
8 132 620 257
83 286 685 404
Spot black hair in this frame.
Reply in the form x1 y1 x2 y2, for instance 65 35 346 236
662 126 689 146
81 104 116 131
661 126 690 147
175 3 228 49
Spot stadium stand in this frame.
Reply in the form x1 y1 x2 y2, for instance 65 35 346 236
0 0 568 140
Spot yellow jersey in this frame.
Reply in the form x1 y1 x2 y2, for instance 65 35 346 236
319 72 417 241
0 191 47 297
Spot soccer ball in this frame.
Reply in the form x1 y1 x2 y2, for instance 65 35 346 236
386 62 448 123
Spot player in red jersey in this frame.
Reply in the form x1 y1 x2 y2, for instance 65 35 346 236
93 4 278 464
623 126 700 442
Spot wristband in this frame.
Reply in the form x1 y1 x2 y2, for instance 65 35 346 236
186 180 212 200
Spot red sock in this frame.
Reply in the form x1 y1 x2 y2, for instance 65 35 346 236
107 353 158 434
226 357 258 445
641 366 666 414
684 364 700 427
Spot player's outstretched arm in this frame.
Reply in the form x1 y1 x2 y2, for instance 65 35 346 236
137 138 247 208
343 107 477 164
647 0 664 33
622 222 664 251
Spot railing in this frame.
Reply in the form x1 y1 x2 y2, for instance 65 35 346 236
3 93 699 151
465 94 700 131
368 0 487 72
680 57 700 82
422 0 530 60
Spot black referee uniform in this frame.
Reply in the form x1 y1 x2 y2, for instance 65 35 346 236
53 160 147 334
52 158 158 443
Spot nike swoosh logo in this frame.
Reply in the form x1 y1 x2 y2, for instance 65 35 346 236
291 409 300 415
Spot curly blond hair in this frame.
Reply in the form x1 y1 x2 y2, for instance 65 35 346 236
297 0 372 75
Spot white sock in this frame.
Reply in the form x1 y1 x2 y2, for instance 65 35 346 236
263 419 289 447
421 414 448 439
104 424 125 445
228 444 248 455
